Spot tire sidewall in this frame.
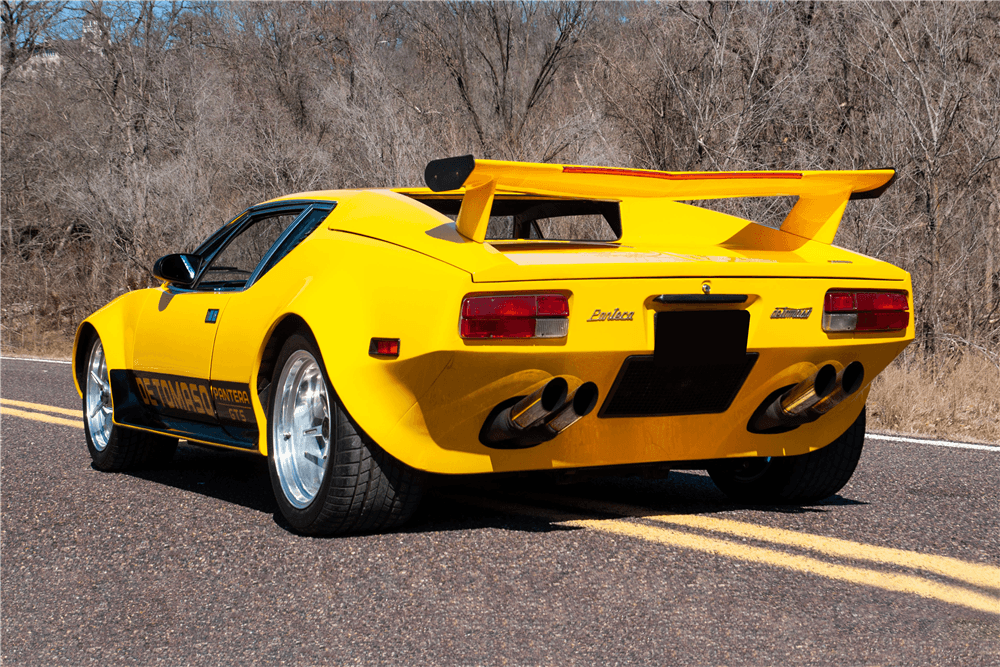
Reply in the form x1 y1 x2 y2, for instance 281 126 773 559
707 456 792 503
708 405 866 504
266 332 338 533
84 410 119 468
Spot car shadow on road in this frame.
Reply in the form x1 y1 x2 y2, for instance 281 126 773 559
122 442 278 515
404 471 868 536
120 442 867 537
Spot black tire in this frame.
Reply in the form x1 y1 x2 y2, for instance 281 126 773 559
707 406 866 504
82 336 177 471
266 332 424 535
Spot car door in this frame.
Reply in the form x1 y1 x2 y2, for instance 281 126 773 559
130 204 310 444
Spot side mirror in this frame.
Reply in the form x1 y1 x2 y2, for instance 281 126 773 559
152 253 201 287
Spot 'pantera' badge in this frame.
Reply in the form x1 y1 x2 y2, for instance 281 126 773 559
587 308 634 322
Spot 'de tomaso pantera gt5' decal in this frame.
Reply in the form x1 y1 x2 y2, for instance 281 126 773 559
128 370 255 426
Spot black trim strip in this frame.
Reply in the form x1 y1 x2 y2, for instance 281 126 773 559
654 294 748 304
110 370 258 450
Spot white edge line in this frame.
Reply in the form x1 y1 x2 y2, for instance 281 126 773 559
3 356 996 451
1 356 72 365
866 432 1000 452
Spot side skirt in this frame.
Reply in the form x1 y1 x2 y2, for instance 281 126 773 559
109 370 259 451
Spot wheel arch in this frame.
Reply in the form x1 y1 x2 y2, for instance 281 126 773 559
73 322 99 398
72 289 159 398
253 313 318 454
257 313 315 390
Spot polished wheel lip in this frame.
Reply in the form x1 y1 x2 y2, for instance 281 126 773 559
272 349 331 509
84 340 113 451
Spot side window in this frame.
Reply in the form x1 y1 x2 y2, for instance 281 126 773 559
192 212 248 257
254 206 332 281
198 212 300 290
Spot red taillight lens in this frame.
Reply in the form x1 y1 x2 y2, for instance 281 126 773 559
824 292 856 313
461 295 536 318
460 294 570 339
823 290 909 333
536 295 570 317
856 310 909 331
856 291 909 312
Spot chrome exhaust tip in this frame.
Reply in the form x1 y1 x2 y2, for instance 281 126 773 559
752 364 837 432
750 361 866 433
509 376 569 429
810 361 865 417
481 376 568 447
480 377 598 449
546 382 599 433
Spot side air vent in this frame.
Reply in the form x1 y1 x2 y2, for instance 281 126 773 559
599 353 758 418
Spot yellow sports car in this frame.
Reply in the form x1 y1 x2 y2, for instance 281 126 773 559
74 156 913 535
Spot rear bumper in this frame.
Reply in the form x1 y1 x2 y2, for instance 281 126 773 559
328 274 913 475
379 339 902 474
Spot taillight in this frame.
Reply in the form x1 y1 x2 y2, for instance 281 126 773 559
460 293 570 339
823 290 909 333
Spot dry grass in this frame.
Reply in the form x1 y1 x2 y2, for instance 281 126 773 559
0 317 73 360
868 352 1000 444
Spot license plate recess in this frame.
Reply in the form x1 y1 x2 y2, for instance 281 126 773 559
654 310 750 367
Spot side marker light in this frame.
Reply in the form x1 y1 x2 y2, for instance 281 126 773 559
369 338 400 358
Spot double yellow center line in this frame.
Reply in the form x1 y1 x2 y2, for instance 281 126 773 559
457 493 1000 615
4 397 999 615
0 398 83 428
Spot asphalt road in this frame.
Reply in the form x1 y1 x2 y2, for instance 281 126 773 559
2 357 998 666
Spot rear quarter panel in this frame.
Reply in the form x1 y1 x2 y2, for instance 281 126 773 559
208 228 472 456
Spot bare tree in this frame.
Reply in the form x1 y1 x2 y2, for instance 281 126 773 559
851 1 1000 357
2 0 1000 368
408 1 594 161
1 0 66 88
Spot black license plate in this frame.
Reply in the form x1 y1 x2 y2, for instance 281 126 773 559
654 310 750 367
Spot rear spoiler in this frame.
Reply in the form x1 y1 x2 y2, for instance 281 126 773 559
423 155 895 245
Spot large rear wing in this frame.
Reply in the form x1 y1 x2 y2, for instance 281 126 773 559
423 155 895 245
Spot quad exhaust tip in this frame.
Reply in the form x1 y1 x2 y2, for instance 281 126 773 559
751 361 865 433
548 381 599 433
811 361 864 417
481 377 599 449
509 377 568 430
